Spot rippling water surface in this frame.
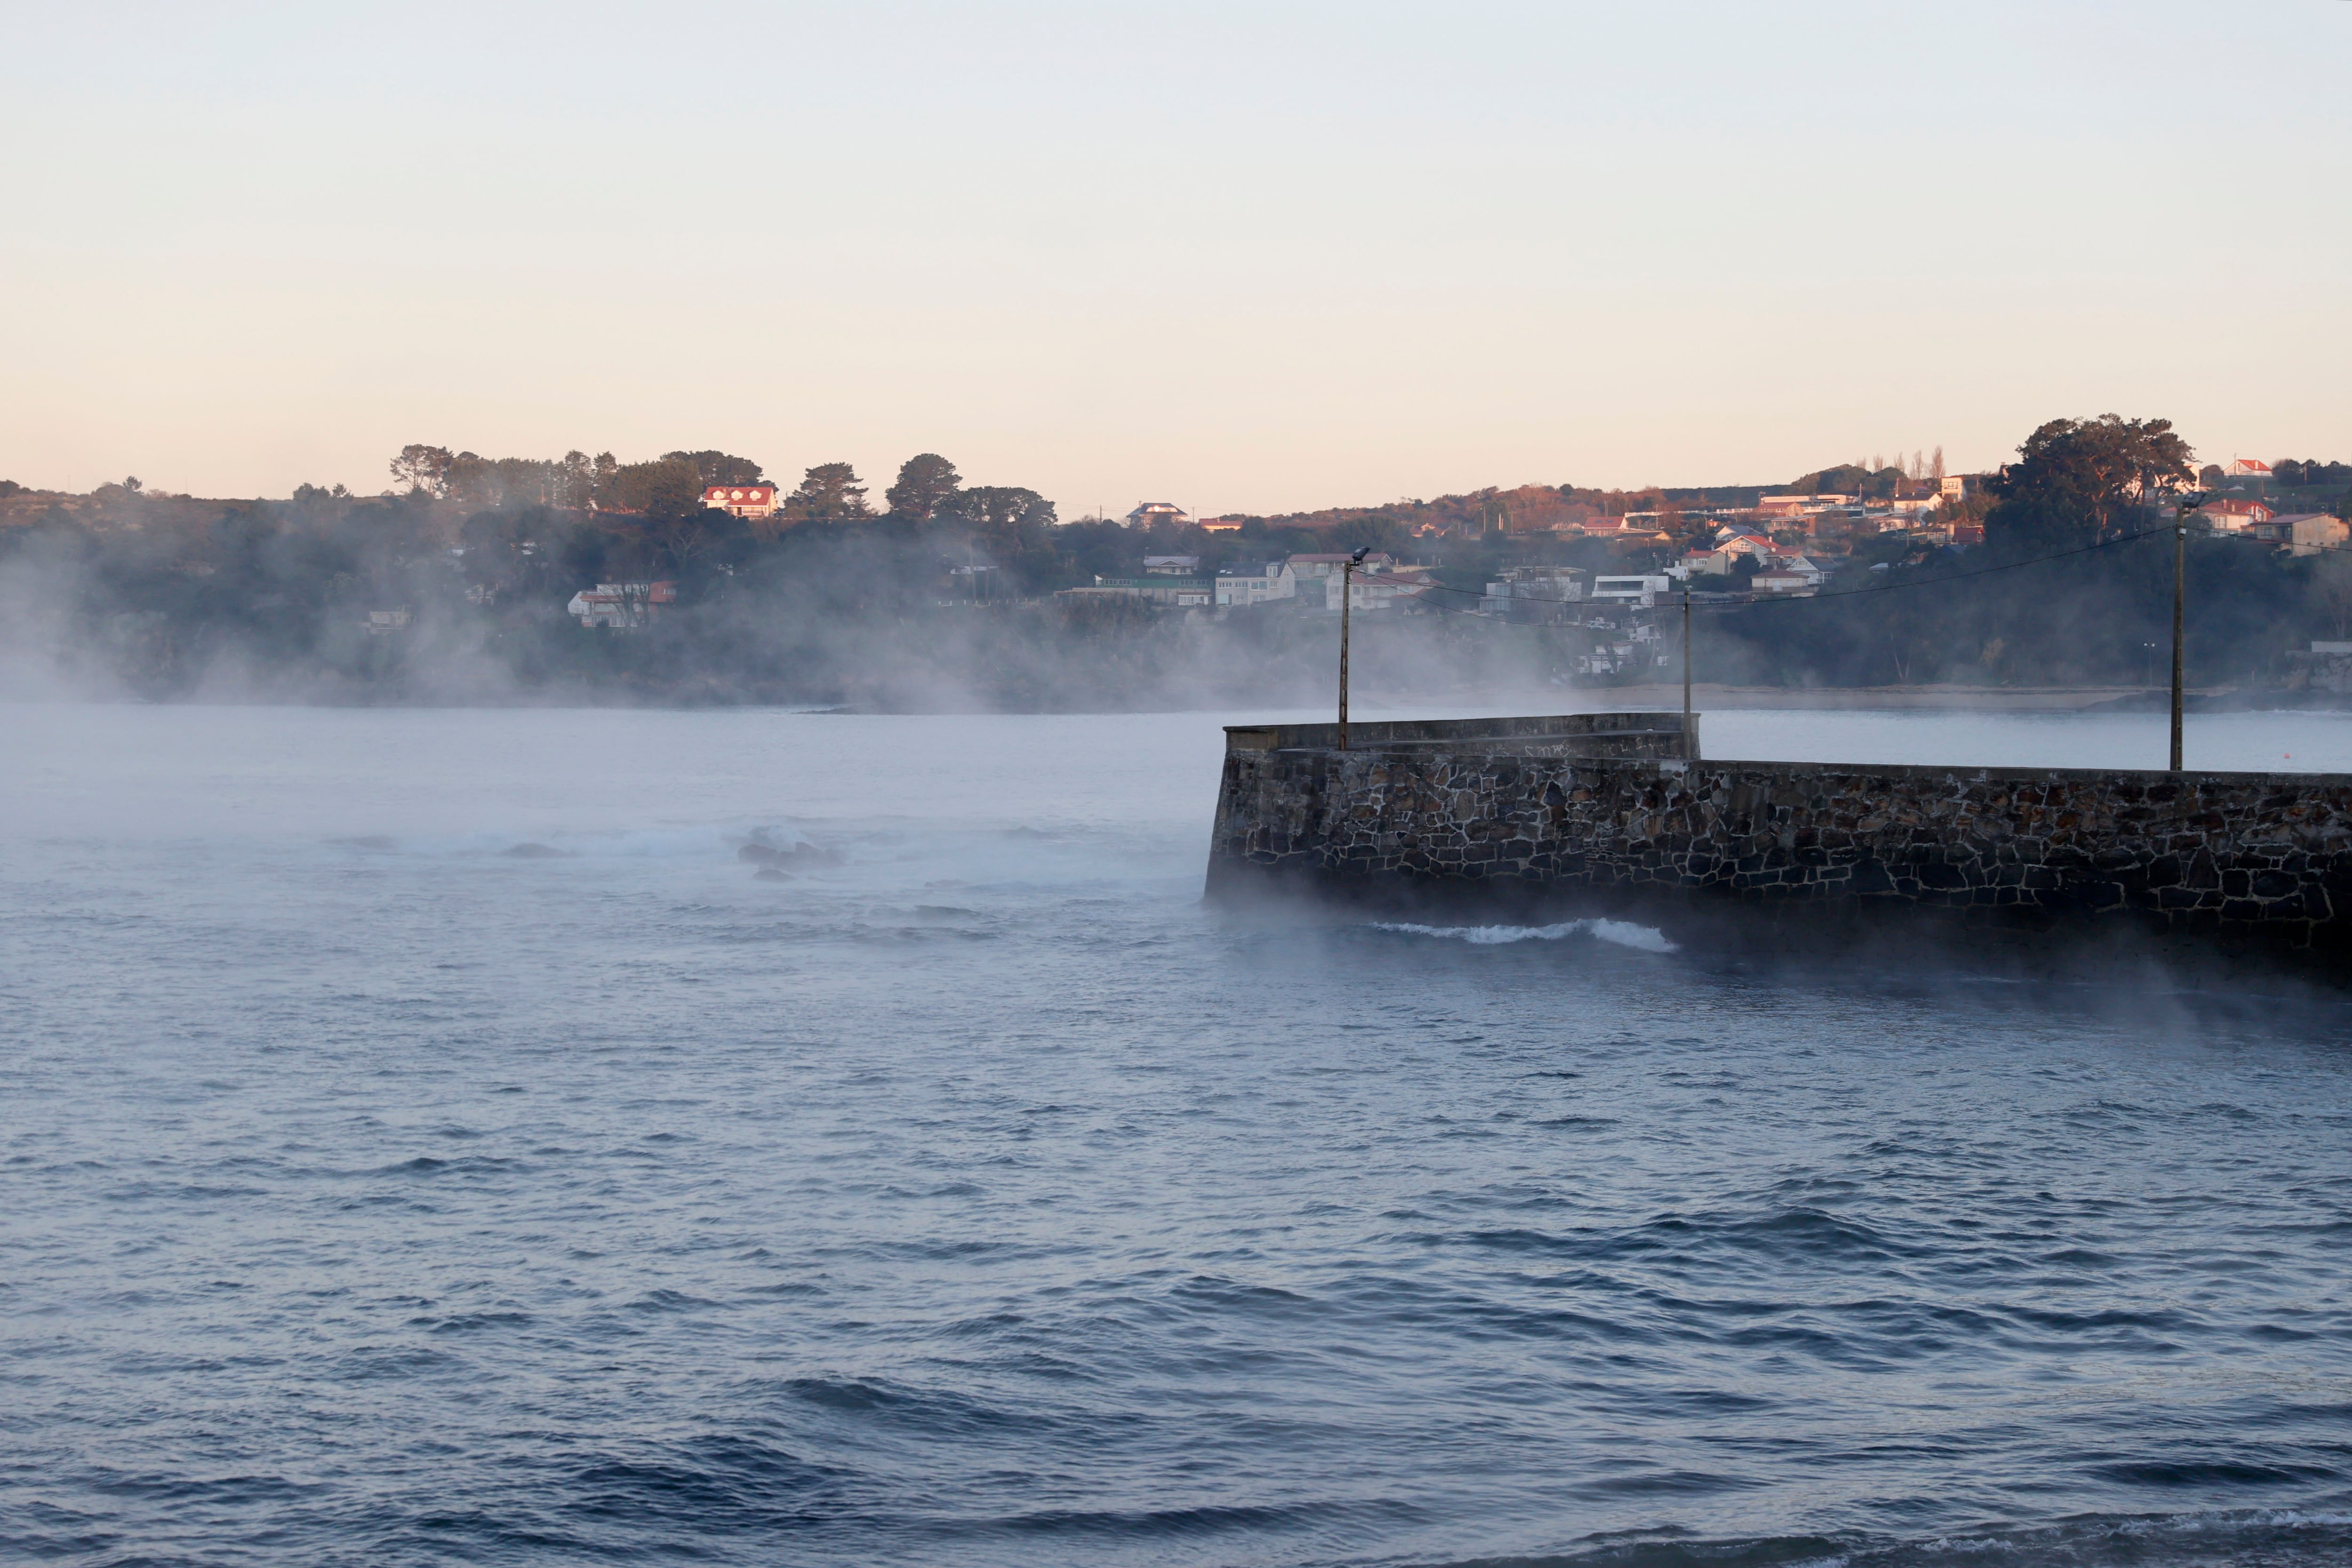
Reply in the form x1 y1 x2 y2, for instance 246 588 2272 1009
6 703 2352 1567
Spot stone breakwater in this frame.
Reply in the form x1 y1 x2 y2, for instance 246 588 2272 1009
1206 715 2352 958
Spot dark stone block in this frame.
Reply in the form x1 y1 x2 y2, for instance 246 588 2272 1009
2253 871 2299 900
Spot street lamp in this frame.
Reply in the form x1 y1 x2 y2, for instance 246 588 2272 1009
1682 586 1693 740
1339 546 1369 751
2171 492 2200 773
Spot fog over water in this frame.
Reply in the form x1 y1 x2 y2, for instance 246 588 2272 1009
6 703 2352 1567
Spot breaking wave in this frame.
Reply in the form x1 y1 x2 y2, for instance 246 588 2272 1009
1371 918 1679 952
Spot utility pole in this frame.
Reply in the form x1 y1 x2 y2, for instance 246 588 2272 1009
1339 547 1367 750
2172 495 2191 772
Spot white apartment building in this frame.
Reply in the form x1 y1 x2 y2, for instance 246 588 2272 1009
1216 562 1297 607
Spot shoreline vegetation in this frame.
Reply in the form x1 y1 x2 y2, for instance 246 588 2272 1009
3 423 2348 712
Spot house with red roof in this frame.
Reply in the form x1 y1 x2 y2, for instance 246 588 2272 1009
2196 498 2274 533
704 484 778 519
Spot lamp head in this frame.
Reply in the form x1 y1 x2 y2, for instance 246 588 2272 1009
1350 546 1370 564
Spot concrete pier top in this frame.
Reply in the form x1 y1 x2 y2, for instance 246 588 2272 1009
1224 710 1700 759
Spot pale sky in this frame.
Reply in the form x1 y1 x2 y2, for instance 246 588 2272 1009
3 1 2346 514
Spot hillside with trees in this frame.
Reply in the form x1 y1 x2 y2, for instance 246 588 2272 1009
2 420 2349 707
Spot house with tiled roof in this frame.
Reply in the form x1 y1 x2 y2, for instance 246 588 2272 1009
704 484 778 519
2197 498 2274 532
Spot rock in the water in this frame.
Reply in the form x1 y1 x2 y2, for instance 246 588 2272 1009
739 838 840 867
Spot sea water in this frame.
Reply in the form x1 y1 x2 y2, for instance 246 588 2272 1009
5 702 2351 1567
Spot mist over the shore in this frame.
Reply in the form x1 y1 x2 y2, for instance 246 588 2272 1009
3 430 2349 711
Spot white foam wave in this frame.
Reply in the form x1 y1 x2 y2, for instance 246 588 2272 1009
1370 919 1677 952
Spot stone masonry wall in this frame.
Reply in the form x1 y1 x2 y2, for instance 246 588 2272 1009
1206 743 2352 950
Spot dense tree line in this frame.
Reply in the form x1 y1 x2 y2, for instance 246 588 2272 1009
1710 415 2352 688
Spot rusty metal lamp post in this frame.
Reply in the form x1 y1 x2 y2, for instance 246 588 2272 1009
1338 546 1368 751
1682 587 1693 744
2172 495 2193 773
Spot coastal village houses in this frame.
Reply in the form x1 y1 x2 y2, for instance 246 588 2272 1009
1285 553 1382 610
1197 553 1442 612
1481 566 1586 620
1073 578 1212 607
1287 553 1435 612
1756 492 1856 522
1673 531 1823 594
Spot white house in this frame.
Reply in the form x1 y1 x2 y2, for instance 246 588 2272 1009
566 581 677 628
2197 499 2274 533
1568 514 1670 543
1216 561 1296 607
1589 574 1671 606
1287 552 1395 610
1067 577 1212 607
1751 563 1821 595
1481 567 1585 619
2274 513 2350 557
1755 493 1855 521
703 484 778 519
1347 563 1437 612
